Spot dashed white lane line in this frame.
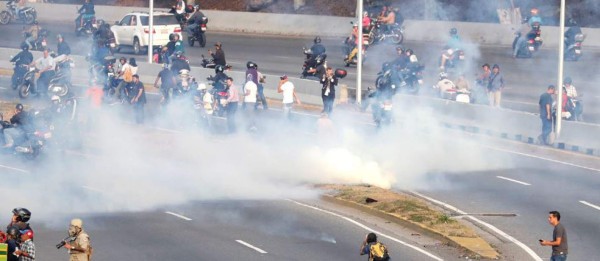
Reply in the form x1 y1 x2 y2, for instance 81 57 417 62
235 240 268 254
410 191 543 261
164 211 193 221
482 145 600 174
496 176 531 186
289 199 443 261
0 87 7 90
0 164 29 174
580 201 600 211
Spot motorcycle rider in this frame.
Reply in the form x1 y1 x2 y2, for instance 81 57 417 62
32 48 55 96
436 72 456 97
564 18 582 47
210 65 228 91
185 5 206 36
170 51 190 76
75 0 95 30
93 21 114 49
172 0 186 25
563 77 582 121
10 43 33 89
23 21 40 50
57 34 71 56
14 0 28 19
154 63 176 105
310 36 326 57
514 8 542 58
3 105 33 148
527 8 542 26
439 47 454 71
344 23 360 63
208 42 226 66
377 4 396 34
362 11 371 32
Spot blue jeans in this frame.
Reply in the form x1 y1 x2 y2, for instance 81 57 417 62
550 254 567 261
514 36 526 57
540 117 552 144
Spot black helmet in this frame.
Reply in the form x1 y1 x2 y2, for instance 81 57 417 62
450 27 458 35
314 36 321 44
215 64 224 73
20 42 29 51
15 104 24 111
12 208 31 222
246 61 257 69
6 226 20 238
564 77 572 84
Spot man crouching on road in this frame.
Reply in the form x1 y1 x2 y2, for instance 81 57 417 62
64 218 92 261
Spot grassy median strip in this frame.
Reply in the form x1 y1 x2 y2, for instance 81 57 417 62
319 184 499 259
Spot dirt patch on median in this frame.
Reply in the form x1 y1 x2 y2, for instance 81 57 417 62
320 184 500 259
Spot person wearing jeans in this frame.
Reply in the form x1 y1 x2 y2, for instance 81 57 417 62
320 67 338 115
487 64 504 107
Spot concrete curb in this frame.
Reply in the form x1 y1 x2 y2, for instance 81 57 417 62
321 194 499 259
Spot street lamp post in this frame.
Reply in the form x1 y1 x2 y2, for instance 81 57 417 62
556 0 566 136
148 0 154 63
356 0 363 105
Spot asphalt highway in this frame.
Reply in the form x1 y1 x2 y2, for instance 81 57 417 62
0 21 600 123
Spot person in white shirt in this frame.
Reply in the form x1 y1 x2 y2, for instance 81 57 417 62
244 75 258 131
33 49 55 95
563 77 582 121
277 75 301 120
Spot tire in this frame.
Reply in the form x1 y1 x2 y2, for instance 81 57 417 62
18 83 30 99
133 38 141 55
24 13 35 25
375 75 386 90
188 36 195 47
368 31 376 45
390 29 403 45
200 33 206 48
0 11 10 25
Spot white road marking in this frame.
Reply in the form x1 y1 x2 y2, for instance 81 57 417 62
0 164 29 174
289 200 443 261
496 176 531 186
580 201 600 211
410 191 543 261
164 211 192 221
235 240 268 254
483 145 600 173
0 87 7 90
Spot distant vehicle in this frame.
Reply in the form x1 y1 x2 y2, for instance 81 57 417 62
0 0 37 25
111 11 182 55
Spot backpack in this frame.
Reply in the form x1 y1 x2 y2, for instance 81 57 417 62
370 242 390 261
123 66 133 83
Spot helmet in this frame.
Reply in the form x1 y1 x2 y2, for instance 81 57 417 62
21 229 33 239
20 42 29 51
246 61 257 69
15 104 24 112
314 36 321 44
439 72 448 79
409 54 418 63
530 8 539 16
12 208 31 222
169 33 176 41
450 28 457 35
197 83 207 90
352 22 358 27
51 95 60 102
564 77 572 84
446 48 454 55
215 64 224 73
7 226 20 238
405 49 414 55
70 218 83 228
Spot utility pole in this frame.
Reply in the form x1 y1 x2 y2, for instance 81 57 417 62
556 0 566 136
148 0 154 63
356 0 363 105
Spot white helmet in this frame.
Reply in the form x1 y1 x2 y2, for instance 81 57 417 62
51 95 61 102
197 83 207 90
409 55 418 63
446 49 454 55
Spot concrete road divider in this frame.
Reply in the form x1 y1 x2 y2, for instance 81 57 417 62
7 1 600 47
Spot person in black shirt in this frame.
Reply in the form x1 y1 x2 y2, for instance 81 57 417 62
76 0 95 29
310 36 326 56
208 42 226 66
538 85 555 145
320 67 338 115
3 104 32 148
57 34 71 56
5 226 20 261
170 53 190 75
154 64 176 105
10 43 33 89
129 75 146 124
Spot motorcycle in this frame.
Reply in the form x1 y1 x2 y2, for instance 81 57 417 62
343 34 369 67
513 22 543 58
301 47 327 79
368 20 404 45
17 65 37 99
188 16 208 47
0 111 51 160
0 0 37 25
174 69 197 98
375 63 423 95
564 33 585 61
75 8 97 37
200 54 232 70
11 62 29 90
24 28 49 51
48 55 74 98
